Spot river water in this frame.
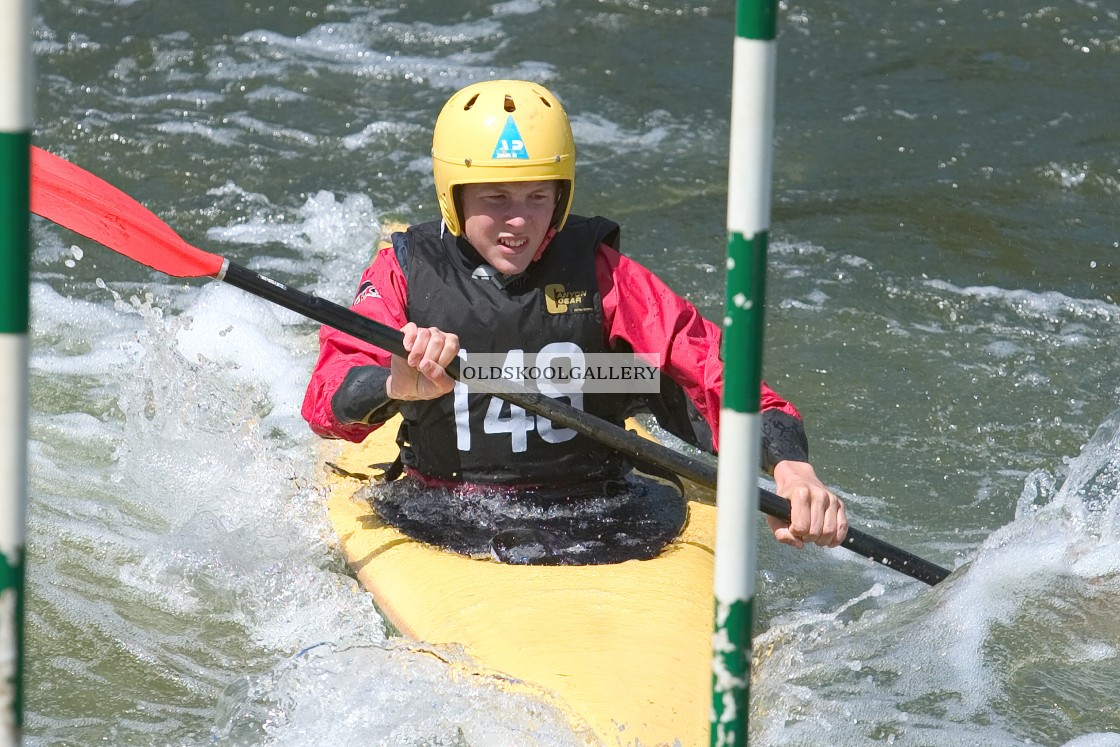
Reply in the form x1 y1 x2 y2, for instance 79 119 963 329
25 1 1120 745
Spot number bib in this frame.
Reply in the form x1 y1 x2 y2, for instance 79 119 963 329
396 218 631 485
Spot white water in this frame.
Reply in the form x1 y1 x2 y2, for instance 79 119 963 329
27 0 1120 742
751 411 1120 746
28 192 1120 744
29 200 597 745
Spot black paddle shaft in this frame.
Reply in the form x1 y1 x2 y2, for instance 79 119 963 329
221 262 951 586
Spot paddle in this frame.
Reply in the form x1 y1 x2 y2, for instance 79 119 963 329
29 146 951 586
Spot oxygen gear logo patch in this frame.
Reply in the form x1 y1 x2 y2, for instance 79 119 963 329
492 116 528 159
545 284 594 314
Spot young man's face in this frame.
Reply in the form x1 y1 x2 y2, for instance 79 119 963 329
460 180 560 276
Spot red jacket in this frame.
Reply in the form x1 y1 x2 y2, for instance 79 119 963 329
301 241 799 448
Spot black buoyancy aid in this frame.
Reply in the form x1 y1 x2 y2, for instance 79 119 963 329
395 216 632 485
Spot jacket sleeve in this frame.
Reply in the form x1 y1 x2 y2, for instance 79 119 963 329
595 245 800 453
300 246 409 441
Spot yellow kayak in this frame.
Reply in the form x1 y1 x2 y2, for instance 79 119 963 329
320 416 717 746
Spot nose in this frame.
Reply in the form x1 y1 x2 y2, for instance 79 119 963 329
502 199 531 227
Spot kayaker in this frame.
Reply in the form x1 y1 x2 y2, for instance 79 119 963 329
302 79 847 562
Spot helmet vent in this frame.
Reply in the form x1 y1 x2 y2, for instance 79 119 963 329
463 93 480 111
504 95 516 112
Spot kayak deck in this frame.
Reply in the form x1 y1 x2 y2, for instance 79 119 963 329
321 416 718 746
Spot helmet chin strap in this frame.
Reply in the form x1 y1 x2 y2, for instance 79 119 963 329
532 227 558 262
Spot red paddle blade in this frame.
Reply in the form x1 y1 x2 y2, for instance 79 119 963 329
30 146 225 278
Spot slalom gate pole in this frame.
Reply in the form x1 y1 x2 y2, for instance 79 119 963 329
0 0 33 741
710 0 778 744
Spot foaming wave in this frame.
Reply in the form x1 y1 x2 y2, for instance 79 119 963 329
221 16 552 91
1039 161 1120 195
26 279 387 741
205 183 378 303
1011 408 1120 571
924 280 1119 326
212 641 590 747
29 272 594 744
750 409 1120 745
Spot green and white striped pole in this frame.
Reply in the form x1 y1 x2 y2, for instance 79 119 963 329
0 0 33 741
710 0 777 744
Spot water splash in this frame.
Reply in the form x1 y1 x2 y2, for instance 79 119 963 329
212 641 588 747
750 409 1120 745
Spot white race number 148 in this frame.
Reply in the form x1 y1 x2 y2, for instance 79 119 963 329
453 345 584 453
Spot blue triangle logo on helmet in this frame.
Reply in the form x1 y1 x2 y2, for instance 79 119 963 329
492 116 529 160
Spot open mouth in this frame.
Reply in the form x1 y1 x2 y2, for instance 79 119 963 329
499 236 529 251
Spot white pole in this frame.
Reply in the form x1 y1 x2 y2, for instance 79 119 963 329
710 2 777 745
0 0 34 741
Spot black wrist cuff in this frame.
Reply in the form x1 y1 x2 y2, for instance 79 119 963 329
331 365 399 425
760 409 810 474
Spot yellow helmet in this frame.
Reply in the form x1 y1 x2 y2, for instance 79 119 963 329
432 79 575 236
